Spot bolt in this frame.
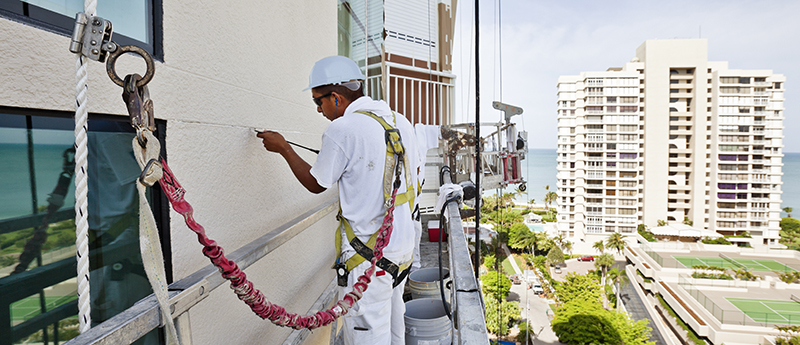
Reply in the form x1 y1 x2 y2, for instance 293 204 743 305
91 49 99 55
93 19 101 26
92 29 96 34
90 40 97 45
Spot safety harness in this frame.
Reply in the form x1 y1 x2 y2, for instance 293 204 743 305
333 110 415 288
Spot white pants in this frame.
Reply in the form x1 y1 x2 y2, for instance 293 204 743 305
411 220 422 272
342 255 410 345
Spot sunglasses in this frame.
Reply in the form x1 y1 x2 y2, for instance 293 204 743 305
313 92 333 107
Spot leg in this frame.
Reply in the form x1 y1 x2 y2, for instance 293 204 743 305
342 262 394 345
390 277 407 344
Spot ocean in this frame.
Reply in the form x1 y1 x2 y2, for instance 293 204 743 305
495 148 800 219
1 145 798 220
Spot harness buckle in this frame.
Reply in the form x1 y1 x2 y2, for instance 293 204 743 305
385 128 404 157
334 257 349 287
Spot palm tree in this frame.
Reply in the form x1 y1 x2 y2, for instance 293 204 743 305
514 229 538 255
544 191 557 218
593 240 605 254
784 207 794 218
501 192 516 208
594 253 615 308
606 267 630 312
605 232 627 255
553 234 566 249
563 240 573 256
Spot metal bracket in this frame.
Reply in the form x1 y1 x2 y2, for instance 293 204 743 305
492 101 523 123
69 13 118 62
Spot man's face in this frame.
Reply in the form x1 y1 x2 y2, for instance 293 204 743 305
312 90 337 121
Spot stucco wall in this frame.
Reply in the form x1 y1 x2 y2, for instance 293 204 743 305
2 1 341 344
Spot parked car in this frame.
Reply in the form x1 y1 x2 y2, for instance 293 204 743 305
554 266 562 274
531 283 544 295
510 274 521 285
578 255 595 262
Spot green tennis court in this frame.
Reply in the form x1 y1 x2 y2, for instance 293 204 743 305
11 294 77 322
727 297 800 325
673 255 796 272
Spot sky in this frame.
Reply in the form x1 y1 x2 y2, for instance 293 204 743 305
451 0 800 152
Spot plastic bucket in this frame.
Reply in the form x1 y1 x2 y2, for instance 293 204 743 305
408 267 451 302
404 298 452 345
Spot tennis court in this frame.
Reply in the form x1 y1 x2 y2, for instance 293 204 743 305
673 255 796 272
11 294 77 322
726 297 800 325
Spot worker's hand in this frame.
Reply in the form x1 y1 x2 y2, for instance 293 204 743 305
256 130 290 154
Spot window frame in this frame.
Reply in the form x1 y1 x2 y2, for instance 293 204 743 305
0 0 163 60
0 106 171 345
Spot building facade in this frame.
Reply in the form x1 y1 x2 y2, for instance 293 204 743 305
556 39 785 246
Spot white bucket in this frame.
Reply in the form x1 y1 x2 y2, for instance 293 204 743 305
404 298 452 345
408 267 451 302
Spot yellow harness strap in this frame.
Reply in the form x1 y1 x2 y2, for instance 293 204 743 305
334 110 415 274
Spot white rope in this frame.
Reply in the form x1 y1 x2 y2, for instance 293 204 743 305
73 0 96 333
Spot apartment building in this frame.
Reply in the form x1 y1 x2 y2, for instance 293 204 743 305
556 39 785 246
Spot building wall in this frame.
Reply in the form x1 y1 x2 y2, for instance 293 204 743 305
1 1 341 344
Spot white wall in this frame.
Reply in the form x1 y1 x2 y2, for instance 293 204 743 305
1 1 341 344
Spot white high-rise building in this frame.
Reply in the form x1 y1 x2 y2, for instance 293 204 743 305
556 39 785 247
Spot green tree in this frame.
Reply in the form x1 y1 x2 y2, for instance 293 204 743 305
552 297 653 345
780 217 800 249
508 223 532 252
784 207 794 218
605 232 627 255
593 240 605 254
594 253 615 285
555 272 602 304
657 219 667 227
546 246 564 268
683 217 693 226
484 295 521 336
562 240 573 256
516 321 533 343
481 271 512 301
781 217 800 234
483 254 497 271
544 191 558 218
606 267 630 311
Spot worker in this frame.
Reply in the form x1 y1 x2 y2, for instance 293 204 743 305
257 56 418 344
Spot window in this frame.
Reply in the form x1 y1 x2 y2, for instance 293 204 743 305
670 89 679 93
670 98 679 103
0 110 168 343
0 0 161 58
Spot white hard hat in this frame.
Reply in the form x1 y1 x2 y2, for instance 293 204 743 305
303 56 366 91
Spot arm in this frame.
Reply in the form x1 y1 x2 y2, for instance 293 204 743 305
257 130 326 194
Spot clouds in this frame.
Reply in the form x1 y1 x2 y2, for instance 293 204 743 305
452 0 800 151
